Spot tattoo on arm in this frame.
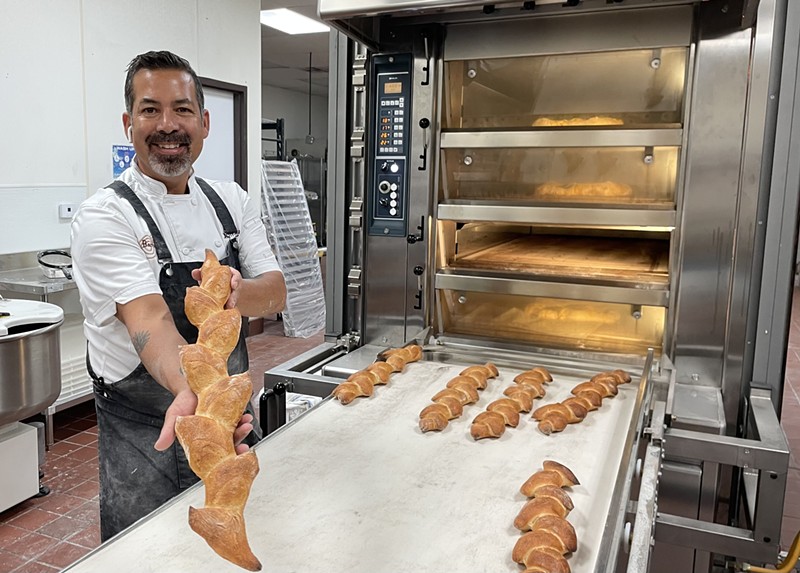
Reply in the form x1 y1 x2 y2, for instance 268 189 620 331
131 331 151 355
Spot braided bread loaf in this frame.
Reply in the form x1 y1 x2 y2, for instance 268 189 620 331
175 250 261 571
513 461 579 573
419 362 497 433
332 345 422 405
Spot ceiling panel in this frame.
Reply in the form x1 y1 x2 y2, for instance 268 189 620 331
260 0 331 96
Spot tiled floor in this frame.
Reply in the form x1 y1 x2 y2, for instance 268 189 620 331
0 305 799 572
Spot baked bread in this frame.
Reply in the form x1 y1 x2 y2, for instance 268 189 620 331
503 385 537 412
470 411 506 440
572 379 617 398
333 345 422 405
419 396 463 432
176 250 261 571
532 116 624 127
486 398 521 427
514 497 571 531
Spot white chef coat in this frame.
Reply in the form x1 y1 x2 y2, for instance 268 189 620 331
70 163 281 383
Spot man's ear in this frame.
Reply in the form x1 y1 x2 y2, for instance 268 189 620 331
202 109 210 139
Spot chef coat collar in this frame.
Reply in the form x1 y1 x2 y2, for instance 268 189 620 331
129 159 197 197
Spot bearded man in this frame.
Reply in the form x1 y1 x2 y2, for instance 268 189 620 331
70 51 286 541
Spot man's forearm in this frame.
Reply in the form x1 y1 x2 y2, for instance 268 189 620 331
236 271 287 317
118 296 190 396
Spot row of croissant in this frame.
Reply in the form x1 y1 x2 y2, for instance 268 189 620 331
418 362 631 439
330 347 632 440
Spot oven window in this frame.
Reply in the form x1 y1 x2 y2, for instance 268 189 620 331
443 47 688 129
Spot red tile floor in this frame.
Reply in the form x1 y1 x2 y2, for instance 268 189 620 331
1 306 799 572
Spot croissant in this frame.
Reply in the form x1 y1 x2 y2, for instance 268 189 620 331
460 362 499 379
563 395 598 413
419 396 463 432
514 497 571 531
515 377 547 398
486 398 521 427
470 411 507 440
332 373 375 405
434 382 479 405
176 250 261 571
382 344 423 372
514 366 553 384
503 385 537 412
592 369 631 385
572 379 617 398
447 374 488 390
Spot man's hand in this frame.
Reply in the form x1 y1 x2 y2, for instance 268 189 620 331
154 388 199 451
234 413 255 455
191 266 242 309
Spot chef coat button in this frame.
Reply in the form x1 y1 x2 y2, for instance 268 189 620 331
215 240 222 247
182 247 190 255
191 198 197 206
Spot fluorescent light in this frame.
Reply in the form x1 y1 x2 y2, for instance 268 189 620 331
260 8 329 35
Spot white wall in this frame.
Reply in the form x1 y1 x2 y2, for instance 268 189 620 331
262 85 329 158
0 0 261 255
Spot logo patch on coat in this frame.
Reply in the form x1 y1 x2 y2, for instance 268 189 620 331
139 235 156 258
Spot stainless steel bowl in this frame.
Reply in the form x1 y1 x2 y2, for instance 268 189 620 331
0 316 63 427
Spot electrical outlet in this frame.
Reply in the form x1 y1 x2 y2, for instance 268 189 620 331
58 203 78 220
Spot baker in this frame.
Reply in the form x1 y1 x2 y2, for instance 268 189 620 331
70 50 286 541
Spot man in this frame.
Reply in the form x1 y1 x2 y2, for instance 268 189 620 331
71 51 286 541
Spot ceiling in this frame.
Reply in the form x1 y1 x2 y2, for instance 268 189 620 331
261 0 331 96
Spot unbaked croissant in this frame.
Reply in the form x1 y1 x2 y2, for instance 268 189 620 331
176 250 261 571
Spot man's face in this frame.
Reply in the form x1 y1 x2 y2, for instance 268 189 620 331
124 69 208 186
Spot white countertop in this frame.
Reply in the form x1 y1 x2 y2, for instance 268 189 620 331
63 358 641 573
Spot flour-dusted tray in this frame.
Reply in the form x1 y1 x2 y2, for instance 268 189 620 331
63 359 647 573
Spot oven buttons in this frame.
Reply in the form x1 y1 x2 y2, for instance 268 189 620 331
390 163 400 173
378 181 391 193
389 208 397 216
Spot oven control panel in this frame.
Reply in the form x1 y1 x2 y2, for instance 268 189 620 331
369 54 412 237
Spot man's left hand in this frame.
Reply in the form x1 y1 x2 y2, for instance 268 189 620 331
191 266 242 309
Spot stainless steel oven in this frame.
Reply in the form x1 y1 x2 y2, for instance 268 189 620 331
259 0 800 570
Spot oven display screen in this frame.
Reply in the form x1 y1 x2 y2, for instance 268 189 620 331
384 81 402 94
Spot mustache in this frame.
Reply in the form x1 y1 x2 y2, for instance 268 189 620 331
146 132 190 145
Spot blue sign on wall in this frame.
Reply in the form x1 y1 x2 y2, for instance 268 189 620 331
112 145 135 178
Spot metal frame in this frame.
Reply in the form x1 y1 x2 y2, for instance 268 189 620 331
626 388 790 568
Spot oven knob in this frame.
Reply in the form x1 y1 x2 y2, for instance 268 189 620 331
379 198 389 207
389 208 397 216
380 161 389 172
378 181 391 193
390 163 400 173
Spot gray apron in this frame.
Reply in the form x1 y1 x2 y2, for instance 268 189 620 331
87 178 261 541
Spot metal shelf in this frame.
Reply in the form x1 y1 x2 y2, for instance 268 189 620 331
435 272 670 307
438 202 676 228
440 128 683 149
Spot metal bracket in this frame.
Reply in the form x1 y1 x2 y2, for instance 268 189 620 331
349 198 363 228
347 267 362 298
350 127 365 158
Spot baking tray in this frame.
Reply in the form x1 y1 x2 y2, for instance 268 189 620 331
62 358 647 573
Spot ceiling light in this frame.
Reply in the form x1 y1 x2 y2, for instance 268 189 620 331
260 9 329 35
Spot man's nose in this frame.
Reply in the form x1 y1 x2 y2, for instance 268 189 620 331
156 109 179 132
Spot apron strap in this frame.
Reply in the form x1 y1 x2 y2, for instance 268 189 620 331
106 180 173 266
196 177 240 251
